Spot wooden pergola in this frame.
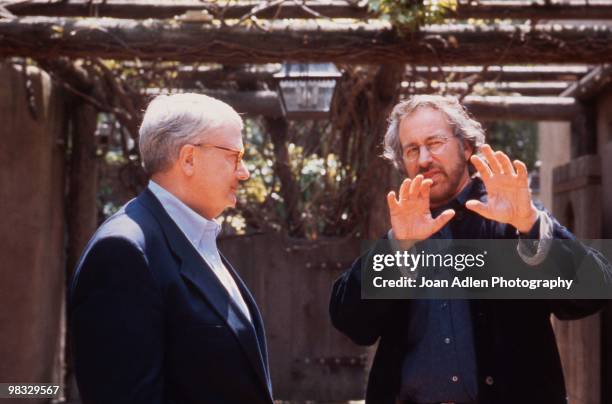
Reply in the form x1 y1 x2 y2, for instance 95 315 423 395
2 0 612 123
2 0 611 269
2 2 612 402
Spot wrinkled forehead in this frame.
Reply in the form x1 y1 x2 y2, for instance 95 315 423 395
399 107 454 147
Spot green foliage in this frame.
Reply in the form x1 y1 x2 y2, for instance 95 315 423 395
484 121 538 172
231 118 356 238
368 0 457 31
88 61 542 240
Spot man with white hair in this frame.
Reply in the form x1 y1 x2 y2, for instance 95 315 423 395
70 94 273 404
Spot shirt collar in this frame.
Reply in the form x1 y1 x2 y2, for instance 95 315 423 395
147 180 221 245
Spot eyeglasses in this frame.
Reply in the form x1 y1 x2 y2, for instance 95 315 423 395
403 136 452 162
193 143 245 171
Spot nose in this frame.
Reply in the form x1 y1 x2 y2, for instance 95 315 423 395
236 160 250 181
417 145 433 167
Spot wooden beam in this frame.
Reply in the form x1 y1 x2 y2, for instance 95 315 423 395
155 65 572 96
173 67 277 88
561 64 612 100
156 89 577 121
8 0 612 21
411 65 589 82
402 81 570 96
454 1 612 20
460 95 579 121
200 90 283 117
5 0 369 20
2 18 612 64
169 65 585 88
129 63 591 82
154 75 568 95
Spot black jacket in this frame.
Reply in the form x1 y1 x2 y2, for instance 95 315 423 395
330 178 609 404
70 189 273 404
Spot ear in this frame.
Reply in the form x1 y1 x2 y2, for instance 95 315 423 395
463 140 474 161
177 144 196 176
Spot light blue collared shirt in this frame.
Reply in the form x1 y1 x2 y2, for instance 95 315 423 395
148 180 252 322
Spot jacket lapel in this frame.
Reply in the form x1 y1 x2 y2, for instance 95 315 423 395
137 189 273 400
220 253 272 393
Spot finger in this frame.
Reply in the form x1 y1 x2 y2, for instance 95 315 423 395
513 160 529 181
431 209 455 234
495 151 515 176
387 191 400 211
419 179 433 200
465 199 495 220
399 178 411 201
481 144 503 174
470 155 493 181
408 174 423 199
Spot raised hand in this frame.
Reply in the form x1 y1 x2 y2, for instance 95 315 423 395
387 174 456 241
466 144 538 234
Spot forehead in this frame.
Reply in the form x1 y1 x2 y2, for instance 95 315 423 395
203 119 244 148
399 107 453 146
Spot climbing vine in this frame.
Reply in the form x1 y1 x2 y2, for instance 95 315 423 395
368 0 457 31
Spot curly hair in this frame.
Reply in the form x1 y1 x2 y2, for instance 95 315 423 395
382 95 486 174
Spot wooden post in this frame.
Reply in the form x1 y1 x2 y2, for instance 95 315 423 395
64 102 99 402
571 101 598 158
552 156 603 404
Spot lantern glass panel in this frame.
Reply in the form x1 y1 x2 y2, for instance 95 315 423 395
278 79 336 114
274 63 341 120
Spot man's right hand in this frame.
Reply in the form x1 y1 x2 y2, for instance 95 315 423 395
386 174 455 241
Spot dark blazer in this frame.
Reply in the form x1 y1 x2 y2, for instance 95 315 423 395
330 178 611 404
70 189 273 404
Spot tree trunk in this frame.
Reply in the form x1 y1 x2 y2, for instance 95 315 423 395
265 116 304 238
364 64 405 238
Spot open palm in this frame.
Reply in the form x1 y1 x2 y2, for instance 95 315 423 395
387 174 455 241
467 144 537 234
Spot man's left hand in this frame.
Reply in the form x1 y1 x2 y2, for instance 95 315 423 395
466 144 538 234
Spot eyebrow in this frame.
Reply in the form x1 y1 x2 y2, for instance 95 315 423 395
402 134 449 149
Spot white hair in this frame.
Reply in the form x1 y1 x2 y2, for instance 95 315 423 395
138 93 243 175
383 95 486 174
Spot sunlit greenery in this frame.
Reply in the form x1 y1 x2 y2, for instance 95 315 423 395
368 0 457 31
224 118 358 238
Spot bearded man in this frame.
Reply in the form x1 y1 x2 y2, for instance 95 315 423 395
330 95 610 404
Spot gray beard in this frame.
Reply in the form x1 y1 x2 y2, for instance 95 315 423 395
425 154 469 206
